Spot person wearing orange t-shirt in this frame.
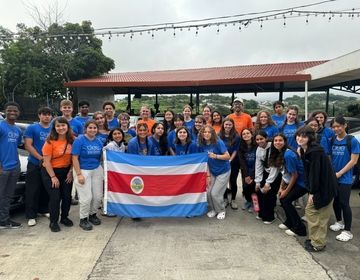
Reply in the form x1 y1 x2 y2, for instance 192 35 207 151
227 98 253 135
211 110 223 134
137 105 156 135
41 117 74 232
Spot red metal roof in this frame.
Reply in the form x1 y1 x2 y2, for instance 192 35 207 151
64 60 328 88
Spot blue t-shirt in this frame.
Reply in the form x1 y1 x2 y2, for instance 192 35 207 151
0 121 22 170
72 135 103 170
243 147 256 177
68 118 84 136
191 130 199 144
281 122 303 150
198 139 230 176
107 118 119 130
184 119 194 130
220 135 240 155
74 116 92 127
331 136 360 184
24 123 51 165
148 136 168 155
167 130 176 149
96 133 109 146
318 127 335 155
272 114 286 127
128 137 153 155
284 149 305 188
174 142 198 155
262 125 279 140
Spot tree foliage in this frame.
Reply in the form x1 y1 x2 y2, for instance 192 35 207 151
0 21 114 106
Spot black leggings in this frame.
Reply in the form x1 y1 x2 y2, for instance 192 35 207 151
333 183 352 231
224 158 240 201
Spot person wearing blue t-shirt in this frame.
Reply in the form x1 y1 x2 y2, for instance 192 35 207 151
118 113 136 143
128 123 153 155
271 101 286 127
276 135 307 237
310 111 335 155
24 107 52 227
149 123 168 155
171 127 198 155
191 115 206 143
198 125 230 220
72 120 104 231
218 118 241 210
168 114 185 154
255 110 279 141
0 102 23 229
183 105 194 131
58 99 83 136
280 105 303 149
329 116 360 242
74 101 92 127
102 101 119 130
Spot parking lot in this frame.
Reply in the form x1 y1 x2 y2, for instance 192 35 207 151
1 189 359 280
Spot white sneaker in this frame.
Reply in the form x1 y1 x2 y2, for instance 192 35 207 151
285 229 296 236
230 201 238 210
216 211 226 220
42 213 50 218
278 223 289 230
28 219 36 227
336 231 353 242
207 210 216 218
330 222 345 232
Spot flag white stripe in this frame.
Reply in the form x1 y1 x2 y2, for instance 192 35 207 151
108 192 207 206
107 161 207 175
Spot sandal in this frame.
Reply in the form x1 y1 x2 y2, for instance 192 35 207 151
216 211 226 220
207 210 216 218
336 231 353 242
329 222 344 232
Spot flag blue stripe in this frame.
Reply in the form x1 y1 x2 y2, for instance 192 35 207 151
107 202 208 218
106 151 208 167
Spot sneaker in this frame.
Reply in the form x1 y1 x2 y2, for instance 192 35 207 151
28 219 37 227
285 229 296 236
42 213 50 218
336 231 353 242
330 221 345 232
0 219 22 229
305 243 325 252
60 217 74 227
79 218 93 231
278 223 289 230
49 222 60 232
230 201 238 210
263 220 275 225
71 198 79 205
216 211 226 220
207 210 216 218
256 214 262 220
89 214 101 226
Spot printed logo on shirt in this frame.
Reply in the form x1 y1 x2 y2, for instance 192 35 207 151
40 131 48 141
86 145 102 155
7 131 20 143
332 145 346 156
130 176 144 194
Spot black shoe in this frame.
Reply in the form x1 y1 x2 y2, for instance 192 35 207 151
89 214 101 225
49 222 61 232
0 219 22 229
304 242 325 252
79 218 93 231
304 239 311 246
71 198 79 205
60 217 74 227
132 218 142 221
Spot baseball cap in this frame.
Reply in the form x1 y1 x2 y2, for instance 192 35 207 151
233 98 243 104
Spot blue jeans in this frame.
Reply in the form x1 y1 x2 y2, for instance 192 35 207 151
0 166 20 222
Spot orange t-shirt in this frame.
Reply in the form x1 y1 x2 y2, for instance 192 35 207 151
137 118 156 135
42 139 72 168
212 123 222 134
227 113 254 135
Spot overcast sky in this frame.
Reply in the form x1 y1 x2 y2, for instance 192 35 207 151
1 0 360 100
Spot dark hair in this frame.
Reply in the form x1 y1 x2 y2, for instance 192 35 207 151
295 125 316 146
151 122 168 155
330 115 346 126
198 125 218 146
304 117 319 126
211 111 223 126
93 111 109 131
173 113 184 123
102 101 115 110
79 101 90 107
175 126 192 145
255 129 268 139
310 110 328 123
239 128 257 154
281 105 300 130
47 117 74 144
218 117 237 146
273 101 284 110
107 128 125 145
37 107 52 115
4 101 20 111
268 133 288 168
163 110 176 132
84 119 98 130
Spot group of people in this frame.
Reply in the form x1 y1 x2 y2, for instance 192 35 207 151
0 98 358 253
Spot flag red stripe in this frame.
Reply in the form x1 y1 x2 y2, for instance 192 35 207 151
108 171 206 196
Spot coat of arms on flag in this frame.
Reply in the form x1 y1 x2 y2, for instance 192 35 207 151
103 151 208 218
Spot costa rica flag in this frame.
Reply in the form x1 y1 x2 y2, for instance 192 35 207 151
104 151 208 218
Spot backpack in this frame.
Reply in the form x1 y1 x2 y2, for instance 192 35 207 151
330 134 360 168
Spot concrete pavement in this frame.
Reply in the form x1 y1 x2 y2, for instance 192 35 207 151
0 190 359 280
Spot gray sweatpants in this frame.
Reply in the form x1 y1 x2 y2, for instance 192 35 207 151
207 170 231 213
73 166 104 219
